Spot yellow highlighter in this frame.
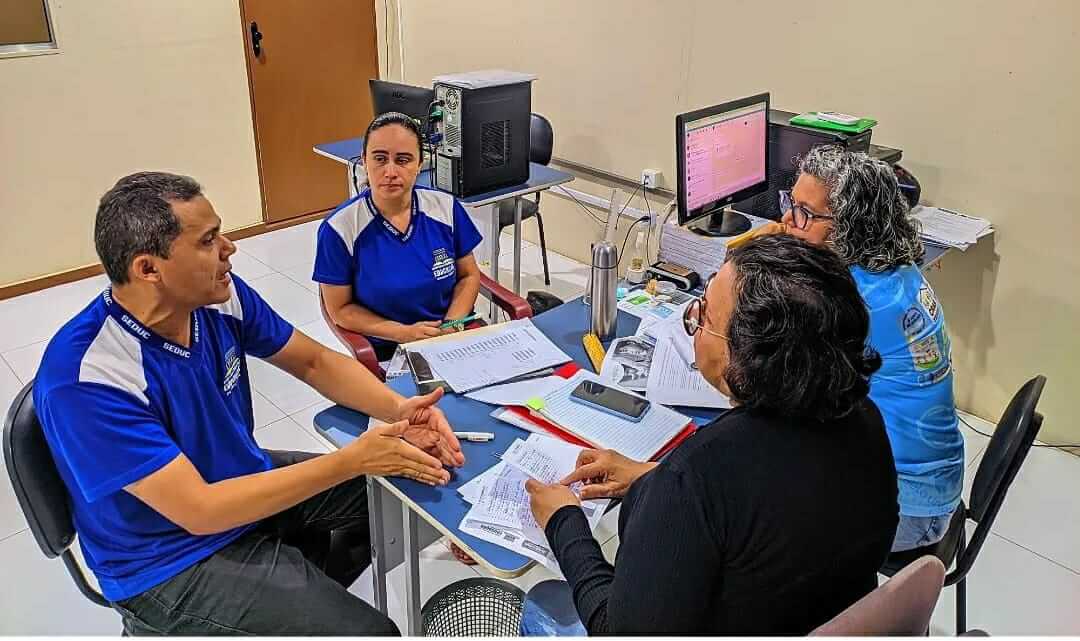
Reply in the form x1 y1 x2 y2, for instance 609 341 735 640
582 332 606 373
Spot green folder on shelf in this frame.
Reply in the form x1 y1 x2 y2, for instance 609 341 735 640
790 112 877 134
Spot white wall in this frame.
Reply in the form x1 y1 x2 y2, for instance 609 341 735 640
0 1 263 286
382 0 1080 445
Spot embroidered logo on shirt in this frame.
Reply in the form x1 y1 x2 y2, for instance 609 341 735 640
431 247 455 281
908 334 943 371
900 307 926 341
223 346 242 395
918 284 940 320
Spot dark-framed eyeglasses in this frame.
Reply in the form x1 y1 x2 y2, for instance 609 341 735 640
683 274 729 340
779 190 834 230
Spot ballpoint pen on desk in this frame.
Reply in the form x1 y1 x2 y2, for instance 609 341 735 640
454 431 495 442
439 313 481 330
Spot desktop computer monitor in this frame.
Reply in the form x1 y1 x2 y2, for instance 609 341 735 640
369 79 435 124
676 93 770 236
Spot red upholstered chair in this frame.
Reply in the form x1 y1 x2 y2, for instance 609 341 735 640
320 273 533 380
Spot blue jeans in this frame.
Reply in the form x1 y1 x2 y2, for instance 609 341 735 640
891 510 954 552
520 580 587 636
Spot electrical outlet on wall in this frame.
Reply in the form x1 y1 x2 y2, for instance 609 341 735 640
641 168 662 189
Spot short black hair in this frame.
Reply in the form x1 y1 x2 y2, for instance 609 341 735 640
722 234 881 421
94 172 203 284
362 111 424 159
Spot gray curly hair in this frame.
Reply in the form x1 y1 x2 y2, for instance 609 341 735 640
797 145 924 271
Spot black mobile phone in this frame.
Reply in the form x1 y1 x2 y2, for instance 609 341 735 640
569 381 651 422
404 349 450 395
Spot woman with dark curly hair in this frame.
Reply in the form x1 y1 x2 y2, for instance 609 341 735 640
522 235 898 635
782 145 963 554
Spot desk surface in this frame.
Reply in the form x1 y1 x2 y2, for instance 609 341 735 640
313 298 722 576
314 137 574 207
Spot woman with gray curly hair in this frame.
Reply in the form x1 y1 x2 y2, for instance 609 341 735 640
782 145 963 554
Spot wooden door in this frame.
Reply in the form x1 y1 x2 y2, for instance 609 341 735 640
241 0 379 223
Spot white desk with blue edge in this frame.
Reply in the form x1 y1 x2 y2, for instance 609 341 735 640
313 137 574 307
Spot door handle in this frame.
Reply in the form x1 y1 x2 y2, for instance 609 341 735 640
250 21 263 57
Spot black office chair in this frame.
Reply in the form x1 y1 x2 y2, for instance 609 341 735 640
880 375 1047 635
496 113 553 285
3 382 112 610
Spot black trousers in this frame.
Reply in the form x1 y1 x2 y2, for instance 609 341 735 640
113 451 397 636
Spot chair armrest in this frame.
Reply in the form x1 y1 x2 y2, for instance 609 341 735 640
478 273 533 319
319 292 386 380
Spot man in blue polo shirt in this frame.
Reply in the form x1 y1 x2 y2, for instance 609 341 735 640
34 172 464 635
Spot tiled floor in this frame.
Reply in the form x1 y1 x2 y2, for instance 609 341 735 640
0 220 1077 634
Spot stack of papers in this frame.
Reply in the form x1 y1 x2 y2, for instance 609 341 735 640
911 205 993 251
411 319 571 393
658 214 773 279
459 435 609 573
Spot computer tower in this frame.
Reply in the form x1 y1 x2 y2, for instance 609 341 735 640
734 109 873 220
433 79 531 197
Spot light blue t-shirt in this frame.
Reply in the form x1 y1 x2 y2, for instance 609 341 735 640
34 275 294 601
312 186 482 353
852 263 964 518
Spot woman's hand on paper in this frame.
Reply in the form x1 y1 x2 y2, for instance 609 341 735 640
525 479 581 530
561 449 657 499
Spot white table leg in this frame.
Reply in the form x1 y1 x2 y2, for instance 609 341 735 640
402 505 422 636
513 196 523 295
367 477 388 614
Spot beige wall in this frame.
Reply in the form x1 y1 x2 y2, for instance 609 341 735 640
0 1 263 287
385 0 1080 444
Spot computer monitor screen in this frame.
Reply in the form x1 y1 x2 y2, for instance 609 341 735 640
676 93 770 235
369 79 435 124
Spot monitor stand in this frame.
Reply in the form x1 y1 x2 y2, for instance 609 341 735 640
688 206 752 237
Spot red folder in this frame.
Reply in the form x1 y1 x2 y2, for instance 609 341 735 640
503 362 697 461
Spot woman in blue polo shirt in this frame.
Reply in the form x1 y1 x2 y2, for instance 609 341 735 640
782 145 964 553
315 112 483 361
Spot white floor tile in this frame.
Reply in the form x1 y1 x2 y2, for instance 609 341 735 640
601 534 619 564
0 530 121 635
593 504 620 546
296 319 351 357
351 539 480 634
236 221 319 272
474 555 561 595
247 356 325 415
246 273 320 328
0 274 108 353
0 458 28 541
928 532 1080 635
2 340 46 384
229 248 275 282
0 358 24 422
280 262 319 293
288 399 338 445
254 416 330 454
252 389 285 429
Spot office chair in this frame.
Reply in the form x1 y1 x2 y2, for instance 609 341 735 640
811 555 946 636
879 375 1047 635
319 272 533 380
495 113 554 285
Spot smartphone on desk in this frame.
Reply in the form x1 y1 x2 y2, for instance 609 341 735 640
569 381 651 422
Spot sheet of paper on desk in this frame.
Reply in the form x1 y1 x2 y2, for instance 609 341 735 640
468 464 537 529
460 516 562 574
599 335 656 392
911 206 993 249
413 319 571 393
640 313 695 369
538 372 691 462
617 290 691 325
382 348 410 380
464 375 565 406
646 336 731 409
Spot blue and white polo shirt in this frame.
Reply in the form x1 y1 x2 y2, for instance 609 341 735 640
312 186 482 351
33 274 294 602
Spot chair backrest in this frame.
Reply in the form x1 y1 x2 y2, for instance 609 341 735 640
968 375 1046 523
3 381 76 558
811 555 946 636
530 113 554 166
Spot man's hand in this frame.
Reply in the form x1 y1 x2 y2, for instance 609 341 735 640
343 420 451 486
561 449 657 499
396 388 465 467
525 479 581 530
